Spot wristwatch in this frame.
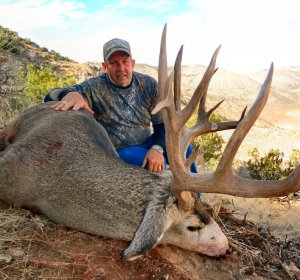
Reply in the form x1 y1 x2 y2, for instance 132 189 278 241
151 145 164 154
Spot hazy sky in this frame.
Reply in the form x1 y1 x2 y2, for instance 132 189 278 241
0 0 299 73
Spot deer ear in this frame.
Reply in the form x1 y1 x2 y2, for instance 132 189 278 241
121 200 173 261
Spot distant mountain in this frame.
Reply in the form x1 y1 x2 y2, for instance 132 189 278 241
134 64 300 131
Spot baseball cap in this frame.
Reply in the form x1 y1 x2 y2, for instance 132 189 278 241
103 38 132 61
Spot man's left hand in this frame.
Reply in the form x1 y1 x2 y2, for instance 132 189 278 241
142 149 164 174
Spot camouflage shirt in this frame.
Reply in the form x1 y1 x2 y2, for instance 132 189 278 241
45 72 164 149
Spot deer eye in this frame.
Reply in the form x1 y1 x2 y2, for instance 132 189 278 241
187 226 201 232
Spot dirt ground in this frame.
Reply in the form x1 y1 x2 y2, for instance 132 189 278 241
1 195 299 280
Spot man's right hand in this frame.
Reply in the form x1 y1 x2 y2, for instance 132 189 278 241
51 91 94 115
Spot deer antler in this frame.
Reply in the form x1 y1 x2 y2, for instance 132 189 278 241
153 24 300 209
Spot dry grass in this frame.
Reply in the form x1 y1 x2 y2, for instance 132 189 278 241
218 212 300 279
207 195 300 279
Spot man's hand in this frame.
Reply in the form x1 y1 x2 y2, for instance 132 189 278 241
142 149 165 174
51 91 94 115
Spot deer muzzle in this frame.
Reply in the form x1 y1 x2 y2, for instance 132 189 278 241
196 219 229 257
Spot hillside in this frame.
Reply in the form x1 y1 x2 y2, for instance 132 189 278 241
0 25 101 82
0 25 102 124
248 67 300 105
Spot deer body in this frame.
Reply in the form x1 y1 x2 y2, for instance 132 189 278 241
0 103 165 238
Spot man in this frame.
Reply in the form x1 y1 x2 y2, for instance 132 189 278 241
45 38 197 174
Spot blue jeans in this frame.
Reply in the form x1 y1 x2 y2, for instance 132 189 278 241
117 137 200 199
117 136 198 173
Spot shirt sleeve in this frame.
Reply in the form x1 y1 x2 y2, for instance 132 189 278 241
152 123 166 152
44 87 77 102
146 76 164 125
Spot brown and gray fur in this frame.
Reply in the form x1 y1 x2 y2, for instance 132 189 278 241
0 102 228 260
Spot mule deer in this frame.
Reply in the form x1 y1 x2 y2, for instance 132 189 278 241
1 25 300 261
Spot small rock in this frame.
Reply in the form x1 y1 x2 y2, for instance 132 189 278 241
96 267 105 276
0 254 13 263
240 266 254 276
6 247 25 260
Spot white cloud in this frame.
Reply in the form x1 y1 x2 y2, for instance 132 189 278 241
164 0 300 72
0 0 88 31
117 0 177 12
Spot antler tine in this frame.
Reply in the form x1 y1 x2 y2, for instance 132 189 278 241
158 24 168 100
189 66 245 142
216 63 274 174
174 45 183 111
154 42 221 133
175 47 223 160
189 102 246 136
205 98 224 118
153 24 176 117
198 68 219 117
155 45 221 132
182 101 247 159
179 45 221 128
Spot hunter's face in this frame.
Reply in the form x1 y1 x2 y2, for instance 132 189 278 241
102 51 135 87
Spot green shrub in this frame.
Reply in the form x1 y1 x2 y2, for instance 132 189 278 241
22 64 76 104
0 26 19 54
246 148 300 180
187 113 225 166
24 37 39 48
0 58 25 122
193 133 225 163
290 148 300 169
41 47 49 52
